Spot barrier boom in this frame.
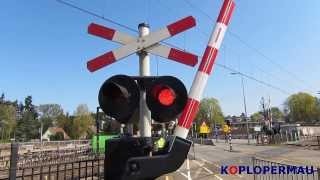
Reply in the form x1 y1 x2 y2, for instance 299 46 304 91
174 0 236 138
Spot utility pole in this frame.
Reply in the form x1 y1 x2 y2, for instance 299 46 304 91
209 104 218 142
40 121 43 142
194 123 197 139
96 107 100 155
40 119 43 150
191 123 194 138
231 72 250 144
268 97 272 130
138 23 152 138
207 105 211 139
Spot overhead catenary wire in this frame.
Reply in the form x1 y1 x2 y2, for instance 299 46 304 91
55 0 290 95
155 0 291 93
55 0 138 33
228 31 316 91
215 63 290 95
181 0 316 92
224 44 300 91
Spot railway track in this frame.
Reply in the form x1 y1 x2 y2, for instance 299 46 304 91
0 144 104 180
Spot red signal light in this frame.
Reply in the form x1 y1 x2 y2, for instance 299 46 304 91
157 87 176 106
148 76 188 122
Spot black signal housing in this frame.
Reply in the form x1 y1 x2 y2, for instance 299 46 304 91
98 75 188 123
98 75 140 124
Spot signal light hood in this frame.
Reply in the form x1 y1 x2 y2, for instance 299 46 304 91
98 75 140 124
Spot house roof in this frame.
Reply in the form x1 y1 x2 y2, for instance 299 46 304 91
46 127 70 139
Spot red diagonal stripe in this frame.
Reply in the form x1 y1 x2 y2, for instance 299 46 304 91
88 23 115 40
87 51 116 72
217 0 235 25
178 98 200 129
168 48 198 66
198 46 218 74
167 16 196 36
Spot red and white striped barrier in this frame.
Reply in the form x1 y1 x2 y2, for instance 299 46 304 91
174 0 235 138
87 16 197 72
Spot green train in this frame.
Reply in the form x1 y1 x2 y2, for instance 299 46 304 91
91 134 119 153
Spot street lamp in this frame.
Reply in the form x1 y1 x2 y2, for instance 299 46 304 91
230 72 250 144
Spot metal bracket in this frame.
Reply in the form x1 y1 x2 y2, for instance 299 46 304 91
104 136 191 180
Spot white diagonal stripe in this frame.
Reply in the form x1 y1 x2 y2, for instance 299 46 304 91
174 126 189 138
189 71 209 101
208 23 227 49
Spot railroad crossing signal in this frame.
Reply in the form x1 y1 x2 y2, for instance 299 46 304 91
98 75 188 123
87 16 198 72
85 0 236 178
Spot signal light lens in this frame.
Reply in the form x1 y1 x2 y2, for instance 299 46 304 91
157 87 176 106
146 76 188 123
98 75 140 124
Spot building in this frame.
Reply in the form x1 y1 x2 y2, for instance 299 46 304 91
42 127 70 141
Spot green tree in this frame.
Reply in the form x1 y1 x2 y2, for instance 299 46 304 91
16 111 39 141
250 112 264 122
285 92 319 123
317 98 320 121
0 93 4 104
250 107 284 122
270 107 284 121
38 104 64 132
0 104 17 140
56 113 69 130
49 132 64 141
38 104 63 120
16 96 39 141
24 96 37 116
75 104 90 116
56 113 75 139
72 104 94 139
195 98 224 127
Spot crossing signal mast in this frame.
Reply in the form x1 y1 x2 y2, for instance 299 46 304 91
86 0 235 179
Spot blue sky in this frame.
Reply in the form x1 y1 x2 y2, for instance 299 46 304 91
1 0 320 116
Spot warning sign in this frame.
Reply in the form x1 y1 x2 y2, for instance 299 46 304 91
223 124 231 133
199 122 210 134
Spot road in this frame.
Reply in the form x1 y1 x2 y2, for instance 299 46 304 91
158 139 320 180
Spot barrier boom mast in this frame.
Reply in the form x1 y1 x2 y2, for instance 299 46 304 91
174 0 236 138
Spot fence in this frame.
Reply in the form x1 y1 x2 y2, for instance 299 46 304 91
0 141 103 180
253 157 320 180
299 136 320 147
